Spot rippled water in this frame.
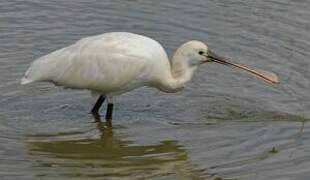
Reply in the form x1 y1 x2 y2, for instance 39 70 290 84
1 0 310 179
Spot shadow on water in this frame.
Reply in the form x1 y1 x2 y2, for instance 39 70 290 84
25 116 203 179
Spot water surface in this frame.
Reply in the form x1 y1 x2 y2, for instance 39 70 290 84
1 0 310 179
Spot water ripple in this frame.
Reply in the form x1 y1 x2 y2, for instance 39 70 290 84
1 0 310 179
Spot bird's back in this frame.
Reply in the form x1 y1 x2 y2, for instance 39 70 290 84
21 32 171 94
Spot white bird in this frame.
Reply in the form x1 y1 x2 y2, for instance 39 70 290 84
21 32 279 121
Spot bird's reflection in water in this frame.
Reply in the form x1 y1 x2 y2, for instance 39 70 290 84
26 115 202 179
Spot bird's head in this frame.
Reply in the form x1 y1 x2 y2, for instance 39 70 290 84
173 40 279 84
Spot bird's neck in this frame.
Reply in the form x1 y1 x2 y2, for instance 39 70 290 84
158 52 197 93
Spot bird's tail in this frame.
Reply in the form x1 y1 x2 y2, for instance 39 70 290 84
20 66 35 85
20 76 33 85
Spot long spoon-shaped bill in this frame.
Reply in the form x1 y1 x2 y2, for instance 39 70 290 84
207 51 279 84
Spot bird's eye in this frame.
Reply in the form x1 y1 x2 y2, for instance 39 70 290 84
198 51 204 55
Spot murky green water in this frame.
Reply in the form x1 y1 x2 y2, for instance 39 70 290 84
1 0 310 179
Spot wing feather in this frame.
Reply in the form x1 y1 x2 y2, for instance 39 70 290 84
21 32 166 94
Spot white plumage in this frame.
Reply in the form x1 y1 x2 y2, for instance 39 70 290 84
22 33 170 95
22 32 278 121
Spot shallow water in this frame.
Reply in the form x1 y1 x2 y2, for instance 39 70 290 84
1 0 310 179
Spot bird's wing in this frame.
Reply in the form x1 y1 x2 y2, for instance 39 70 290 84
77 52 149 92
22 41 150 93
21 32 167 93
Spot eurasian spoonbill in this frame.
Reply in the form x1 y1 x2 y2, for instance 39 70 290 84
21 32 279 121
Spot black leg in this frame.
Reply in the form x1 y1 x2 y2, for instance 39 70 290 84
105 103 114 120
91 95 105 114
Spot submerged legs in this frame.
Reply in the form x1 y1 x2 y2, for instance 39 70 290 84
91 95 114 122
91 95 106 114
105 103 114 120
